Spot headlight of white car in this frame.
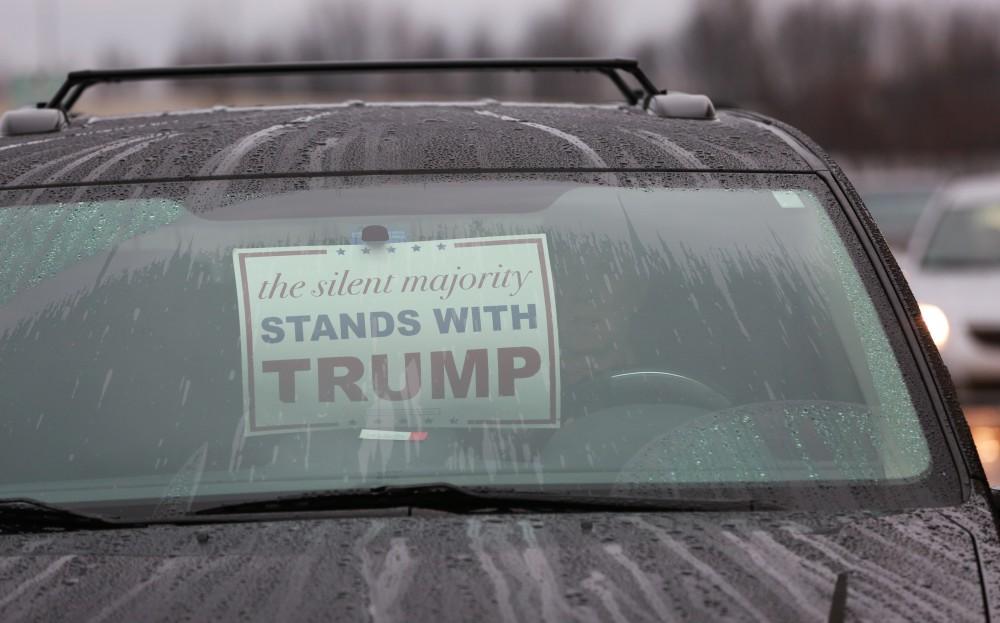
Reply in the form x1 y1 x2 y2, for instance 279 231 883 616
919 303 950 348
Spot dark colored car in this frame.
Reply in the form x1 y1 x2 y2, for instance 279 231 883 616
0 59 997 622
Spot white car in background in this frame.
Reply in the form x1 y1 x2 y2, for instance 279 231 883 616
905 173 1000 404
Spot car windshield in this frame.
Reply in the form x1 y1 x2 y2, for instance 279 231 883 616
923 202 1000 268
0 172 958 517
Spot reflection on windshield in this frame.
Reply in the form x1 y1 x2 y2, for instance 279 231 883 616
0 177 948 514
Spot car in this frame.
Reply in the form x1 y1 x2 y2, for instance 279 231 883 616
904 173 1000 406
0 58 998 622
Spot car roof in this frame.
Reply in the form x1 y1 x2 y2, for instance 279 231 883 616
0 102 812 190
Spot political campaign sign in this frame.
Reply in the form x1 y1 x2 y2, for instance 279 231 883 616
233 234 559 435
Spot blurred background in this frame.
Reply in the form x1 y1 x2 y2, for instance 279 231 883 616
3 0 1000 481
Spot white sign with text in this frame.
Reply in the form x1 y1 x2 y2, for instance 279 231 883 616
233 235 559 435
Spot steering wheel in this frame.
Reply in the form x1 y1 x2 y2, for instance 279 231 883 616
577 368 732 412
540 369 732 472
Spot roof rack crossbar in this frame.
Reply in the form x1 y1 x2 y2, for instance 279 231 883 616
46 58 663 112
60 82 92 112
597 68 641 106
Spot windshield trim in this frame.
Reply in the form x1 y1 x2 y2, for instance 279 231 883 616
0 166 812 193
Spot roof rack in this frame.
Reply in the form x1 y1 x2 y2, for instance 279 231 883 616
47 58 663 112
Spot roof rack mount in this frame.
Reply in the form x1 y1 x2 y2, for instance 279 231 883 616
47 58 664 113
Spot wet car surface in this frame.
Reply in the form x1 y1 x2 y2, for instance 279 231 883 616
0 497 998 622
1 61 999 622
0 103 806 188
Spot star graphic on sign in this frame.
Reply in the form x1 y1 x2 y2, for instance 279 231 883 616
437 243 447 250
411 244 421 252
336 248 346 256
387 246 396 253
361 247 371 254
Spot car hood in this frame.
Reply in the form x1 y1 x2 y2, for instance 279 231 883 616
0 495 997 622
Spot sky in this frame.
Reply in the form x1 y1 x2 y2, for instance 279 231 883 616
0 0 695 75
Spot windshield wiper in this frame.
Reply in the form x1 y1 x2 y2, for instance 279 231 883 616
193 483 784 517
0 488 782 533
0 498 135 533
